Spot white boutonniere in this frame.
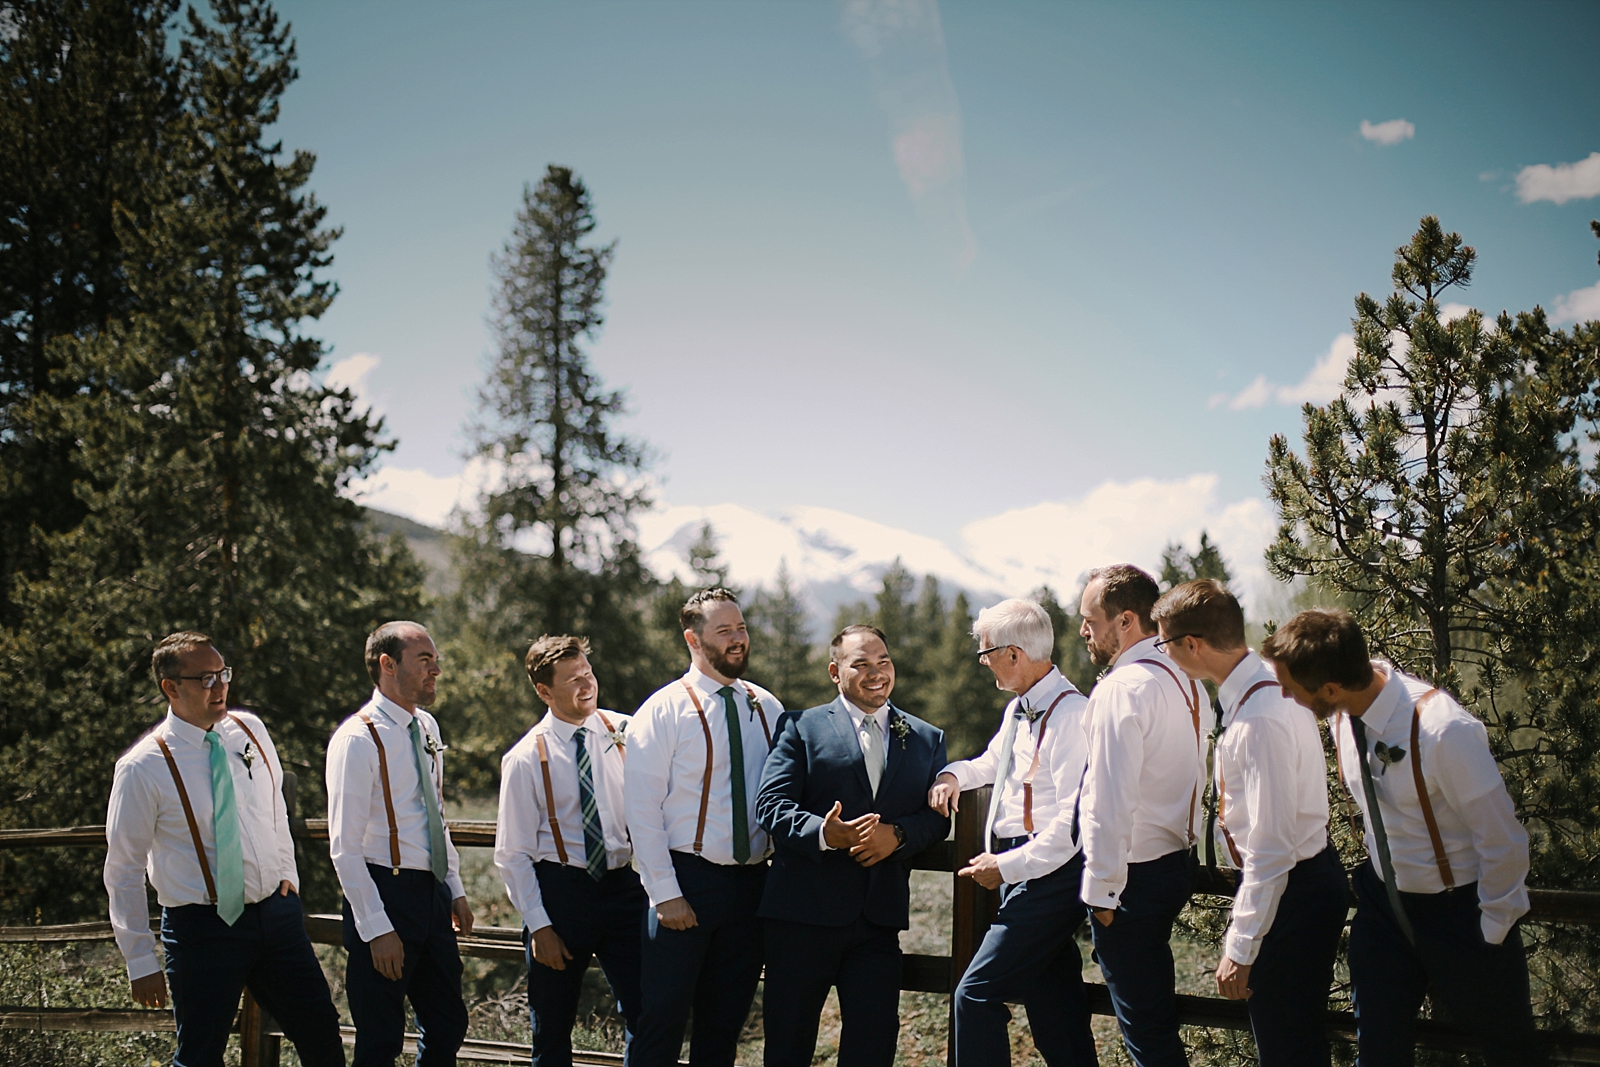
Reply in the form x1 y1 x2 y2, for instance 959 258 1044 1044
238 741 257 779
604 720 627 753
745 689 765 722
888 714 911 749
423 732 446 757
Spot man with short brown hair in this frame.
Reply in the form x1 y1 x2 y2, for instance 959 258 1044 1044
1262 610 1544 1067
105 632 343 1067
1153 583 1345 1066
496 635 644 1067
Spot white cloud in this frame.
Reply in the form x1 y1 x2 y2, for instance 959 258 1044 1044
1360 118 1415 146
1216 334 1355 410
1553 280 1600 324
326 352 382 412
345 457 502 528
1515 152 1600 205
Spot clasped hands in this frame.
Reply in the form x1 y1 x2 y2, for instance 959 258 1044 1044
823 800 898 867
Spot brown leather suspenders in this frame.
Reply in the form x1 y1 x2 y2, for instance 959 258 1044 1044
679 679 771 855
1135 658 1204 845
535 711 624 867
155 735 218 905
1213 680 1279 868
358 713 402 875
1333 689 1455 887
1020 690 1075 834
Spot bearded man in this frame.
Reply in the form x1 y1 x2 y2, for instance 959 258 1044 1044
1076 566 1206 1067
623 588 786 1067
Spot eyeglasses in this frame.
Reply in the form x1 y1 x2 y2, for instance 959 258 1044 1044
976 645 1014 661
172 667 233 688
1152 634 1199 652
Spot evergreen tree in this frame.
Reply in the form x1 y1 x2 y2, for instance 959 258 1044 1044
686 521 733 589
920 590 1009 761
1033 584 1098 694
0 0 424 920
746 560 831 711
1158 531 1232 591
440 166 667 788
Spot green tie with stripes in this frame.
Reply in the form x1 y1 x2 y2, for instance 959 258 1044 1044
574 729 607 881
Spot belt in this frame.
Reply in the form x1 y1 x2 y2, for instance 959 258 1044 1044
995 835 1033 853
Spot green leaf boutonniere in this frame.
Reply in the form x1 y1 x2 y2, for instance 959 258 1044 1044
1373 741 1406 774
888 715 911 749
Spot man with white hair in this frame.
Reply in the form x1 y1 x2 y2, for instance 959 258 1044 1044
1078 565 1206 1067
929 598 1096 1067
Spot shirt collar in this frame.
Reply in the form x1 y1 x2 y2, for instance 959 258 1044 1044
163 709 212 749
541 709 601 743
839 694 889 725
370 688 417 727
1017 666 1068 712
1356 661 1404 735
1217 651 1273 724
685 665 737 699
1113 635 1162 671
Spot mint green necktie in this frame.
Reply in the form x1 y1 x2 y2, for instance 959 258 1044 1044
204 731 245 925
719 686 751 864
409 717 449 883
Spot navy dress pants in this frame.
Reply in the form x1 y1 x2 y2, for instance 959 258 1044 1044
953 852 1097 1067
1088 847 1197 1067
344 865 468 1067
161 890 343 1067
632 852 767 1067
525 862 647 1067
1348 862 1546 1067
762 915 902 1067
1241 843 1348 1067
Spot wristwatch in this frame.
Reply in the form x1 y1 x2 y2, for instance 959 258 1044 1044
891 823 906 850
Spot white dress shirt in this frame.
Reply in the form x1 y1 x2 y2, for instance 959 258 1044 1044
942 668 1090 885
104 709 297 980
326 690 464 941
1080 636 1208 911
817 696 890 851
1333 664 1530 944
623 667 784 906
1213 652 1333 965
495 709 633 932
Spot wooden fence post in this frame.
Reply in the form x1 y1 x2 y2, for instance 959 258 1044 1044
238 989 280 1067
947 787 998 1066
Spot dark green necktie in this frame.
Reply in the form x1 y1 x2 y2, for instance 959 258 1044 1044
1349 713 1416 944
719 686 751 864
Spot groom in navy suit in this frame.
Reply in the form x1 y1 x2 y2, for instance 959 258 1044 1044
756 624 950 1067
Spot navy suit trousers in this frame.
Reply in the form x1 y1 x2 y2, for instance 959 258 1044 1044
161 890 343 1067
762 915 902 1067
1348 862 1546 1067
953 852 1096 1067
525 862 647 1067
1089 847 1197 1067
1240 843 1347 1067
344 865 468 1067
632 852 767 1067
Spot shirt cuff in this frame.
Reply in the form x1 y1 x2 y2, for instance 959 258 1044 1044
524 906 553 934
642 874 684 908
353 908 396 943
125 951 162 982
1081 876 1123 911
1481 912 1513 946
1223 927 1262 966
446 874 466 900
819 821 833 851
996 848 1027 886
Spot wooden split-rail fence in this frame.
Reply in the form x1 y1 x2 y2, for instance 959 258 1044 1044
4 773 1600 1065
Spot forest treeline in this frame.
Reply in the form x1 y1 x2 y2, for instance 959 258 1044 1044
7 0 1600 1056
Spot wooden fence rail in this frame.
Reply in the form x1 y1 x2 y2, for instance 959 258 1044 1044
4 776 1600 1064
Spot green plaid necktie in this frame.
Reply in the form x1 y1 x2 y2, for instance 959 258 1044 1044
408 718 449 883
573 729 607 881
719 686 751 864
204 731 245 925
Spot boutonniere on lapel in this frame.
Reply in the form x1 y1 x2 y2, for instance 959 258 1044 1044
238 741 257 779
1373 741 1406 775
604 720 627 753
745 689 765 723
423 732 447 757
888 713 911 749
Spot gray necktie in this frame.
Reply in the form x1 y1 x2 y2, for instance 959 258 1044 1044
860 715 884 796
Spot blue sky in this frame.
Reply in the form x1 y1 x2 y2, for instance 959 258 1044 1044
273 0 1600 582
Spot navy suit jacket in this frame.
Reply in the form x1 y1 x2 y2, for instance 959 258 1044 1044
755 697 949 929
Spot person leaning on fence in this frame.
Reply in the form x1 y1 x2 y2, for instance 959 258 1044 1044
103 631 343 1067
326 621 474 1067
1076 565 1206 1067
754 624 950 1067
930 598 1097 1067
622 588 785 1067
493 635 646 1067
1261 610 1546 1067
1152 583 1346 1067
